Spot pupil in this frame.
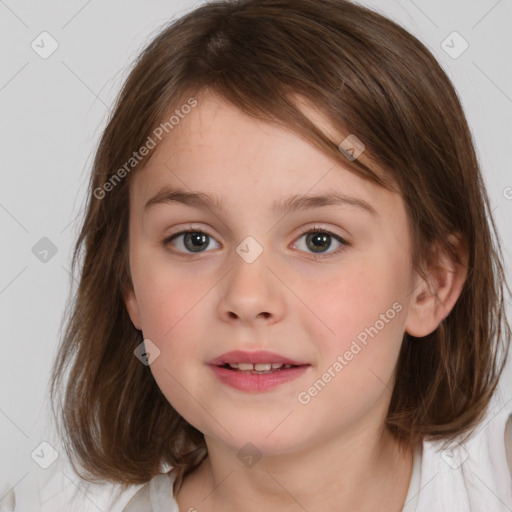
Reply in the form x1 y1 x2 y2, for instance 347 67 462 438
307 232 331 253
185 232 209 252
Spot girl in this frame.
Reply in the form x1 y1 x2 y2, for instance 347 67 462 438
42 0 512 510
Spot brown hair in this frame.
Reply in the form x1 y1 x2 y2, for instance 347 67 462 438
49 0 511 493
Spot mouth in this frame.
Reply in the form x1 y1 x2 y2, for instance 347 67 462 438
207 349 308 367
207 350 311 392
217 362 302 374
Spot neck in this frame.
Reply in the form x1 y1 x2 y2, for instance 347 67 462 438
177 425 414 512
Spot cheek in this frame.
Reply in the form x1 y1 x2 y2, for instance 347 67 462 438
139 288 206 368
132 247 207 339
302 253 407 376
134 268 209 420
292 268 406 434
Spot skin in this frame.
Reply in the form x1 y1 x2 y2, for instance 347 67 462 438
124 89 468 511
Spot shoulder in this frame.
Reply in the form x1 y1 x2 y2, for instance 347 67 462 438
11 450 174 512
10 457 148 512
122 471 178 512
415 390 512 512
36 467 177 512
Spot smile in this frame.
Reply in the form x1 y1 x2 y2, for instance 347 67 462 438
224 362 296 373
207 350 311 392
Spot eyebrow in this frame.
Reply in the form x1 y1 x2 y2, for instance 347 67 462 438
143 186 378 217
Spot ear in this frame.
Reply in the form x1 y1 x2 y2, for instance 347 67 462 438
123 286 142 331
404 233 468 337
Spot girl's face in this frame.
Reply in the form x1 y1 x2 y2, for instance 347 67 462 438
124 90 420 455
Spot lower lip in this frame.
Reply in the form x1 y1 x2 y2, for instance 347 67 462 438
208 365 310 392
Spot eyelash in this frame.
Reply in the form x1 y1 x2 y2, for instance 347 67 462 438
161 225 350 260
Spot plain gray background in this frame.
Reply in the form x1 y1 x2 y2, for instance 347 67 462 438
1 0 511 505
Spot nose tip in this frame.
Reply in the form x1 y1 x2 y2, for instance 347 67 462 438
219 248 286 326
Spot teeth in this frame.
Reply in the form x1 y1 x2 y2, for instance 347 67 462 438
225 362 296 371
237 363 254 371
254 363 271 371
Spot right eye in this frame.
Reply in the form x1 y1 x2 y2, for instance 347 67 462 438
162 229 221 254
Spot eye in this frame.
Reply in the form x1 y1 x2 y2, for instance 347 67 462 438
162 228 220 254
293 225 349 259
162 225 350 259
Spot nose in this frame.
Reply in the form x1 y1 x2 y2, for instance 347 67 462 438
216 246 286 326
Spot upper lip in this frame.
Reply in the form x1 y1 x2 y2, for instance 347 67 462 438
207 350 308 366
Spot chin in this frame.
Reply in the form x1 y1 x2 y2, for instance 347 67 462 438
202 414 315 457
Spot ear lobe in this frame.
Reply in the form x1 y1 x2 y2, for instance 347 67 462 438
404 234 468 338
123 286 142 331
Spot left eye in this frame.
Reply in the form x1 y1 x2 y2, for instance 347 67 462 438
293 228 348 258
162 227 349 258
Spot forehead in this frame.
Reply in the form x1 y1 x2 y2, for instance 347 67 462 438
129 91 402 225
